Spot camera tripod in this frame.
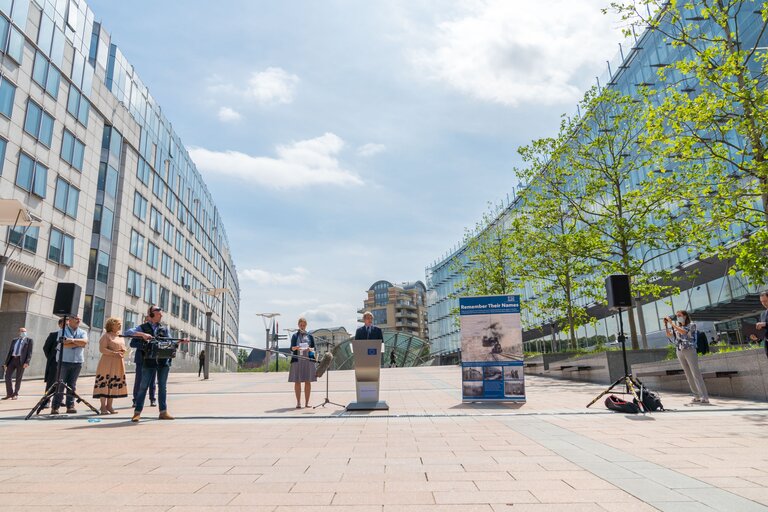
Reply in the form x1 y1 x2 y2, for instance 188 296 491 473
25 316 99 420
586 306 648 412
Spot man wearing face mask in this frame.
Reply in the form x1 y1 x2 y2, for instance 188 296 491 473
665 310 709 405
3 327 34 400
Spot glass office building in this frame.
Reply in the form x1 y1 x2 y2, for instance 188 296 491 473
0 0 240 375
426 6 767 361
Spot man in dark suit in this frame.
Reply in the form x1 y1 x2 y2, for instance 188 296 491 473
355 311 383 340
756 291 768 358
40 319 65 408
3 327 34 399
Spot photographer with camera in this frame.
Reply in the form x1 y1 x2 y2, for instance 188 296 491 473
664 310 709 405
124 305 182 422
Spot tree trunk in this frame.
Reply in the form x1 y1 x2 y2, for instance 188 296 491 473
627 306 639 350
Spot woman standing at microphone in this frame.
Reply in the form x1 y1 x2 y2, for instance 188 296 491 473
289 317 317 408
664 310 709 405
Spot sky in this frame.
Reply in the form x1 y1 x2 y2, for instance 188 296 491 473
86 0 625 348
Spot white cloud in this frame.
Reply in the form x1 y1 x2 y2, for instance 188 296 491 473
300 302 357 326
269 298 320 307
411 0 623 106
189 133 364 189
357 143 386 157
239 266 309 286
246 67 300 105
217 106 242 122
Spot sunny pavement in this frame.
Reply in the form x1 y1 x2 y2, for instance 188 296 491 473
1 365 767 512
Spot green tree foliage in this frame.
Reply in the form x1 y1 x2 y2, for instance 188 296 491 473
518 87 700 349
609 0 768 285
237 348 249 367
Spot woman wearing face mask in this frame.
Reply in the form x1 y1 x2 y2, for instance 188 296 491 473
664 310 709 405
288 317 317 408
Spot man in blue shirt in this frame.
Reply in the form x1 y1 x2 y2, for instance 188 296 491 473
124 305 183 422
51 316 87 415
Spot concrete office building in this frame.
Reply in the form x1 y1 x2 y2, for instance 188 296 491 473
426 4 767 362
360 280 428 341
0 0 240 377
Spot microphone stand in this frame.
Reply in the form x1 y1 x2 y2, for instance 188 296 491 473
26 316 100 419
264 348 344 409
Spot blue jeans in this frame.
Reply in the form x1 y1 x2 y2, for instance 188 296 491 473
52 362 82 409
132 358 156 402
134 365 169 413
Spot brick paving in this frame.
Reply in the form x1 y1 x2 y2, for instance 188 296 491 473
1 366 767 511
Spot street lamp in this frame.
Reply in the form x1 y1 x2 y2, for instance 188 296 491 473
0 200 42 305
255 313 280 371
193 287 228 379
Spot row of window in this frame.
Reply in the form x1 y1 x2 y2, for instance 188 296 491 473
7 225 74 266
124 266 208 328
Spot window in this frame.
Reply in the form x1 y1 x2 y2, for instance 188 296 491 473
0 136 7 175
144 277 157 304
88 249 110 284
149 207 161 233
372 309 387 325
171 293 180 317
48 228 74 266
161 251 171 277
147 242 159 269
93 205 113 239
53 177 79 218
129 229 145 259
0 77 16 118
66 84 89 126
126 268 141 297
133 192 147 220
60 130 85 171
185 239 192 262
175 232 184 254
136 157 150 185
5 26 24 64
152 171 165 200
97 163 118 198
7 226 39 253
173 261 182 285
181 300 190 322
159 286 170 311
123 309 140 330
163 218 173 244
15 153 47 198
191 306 198 328
32 51 60 98
24 101 54 147
83 295 105 329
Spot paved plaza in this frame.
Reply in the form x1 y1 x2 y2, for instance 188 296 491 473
1 366 767 511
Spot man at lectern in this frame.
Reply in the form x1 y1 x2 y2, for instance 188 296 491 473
355 311 383 340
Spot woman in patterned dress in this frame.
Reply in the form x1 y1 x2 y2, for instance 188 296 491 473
93 317 128 414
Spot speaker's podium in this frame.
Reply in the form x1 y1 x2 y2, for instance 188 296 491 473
346 339 389 411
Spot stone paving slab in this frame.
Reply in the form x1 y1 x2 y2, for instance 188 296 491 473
0 366 767 511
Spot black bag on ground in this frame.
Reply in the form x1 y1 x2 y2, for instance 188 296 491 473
604 394 640 414
637 387 664 411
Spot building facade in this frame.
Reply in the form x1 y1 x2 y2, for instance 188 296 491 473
360 280 428 341
426 5 767 361
0 0 240 377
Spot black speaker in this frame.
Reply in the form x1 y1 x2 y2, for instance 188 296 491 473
605 275 632 308
53 282 81 317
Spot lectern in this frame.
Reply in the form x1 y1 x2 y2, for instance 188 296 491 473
346 339 389 410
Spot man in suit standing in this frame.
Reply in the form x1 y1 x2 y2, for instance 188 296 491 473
3 327 34 400
40 319 65 408
355 311 383 340
755 291 768 358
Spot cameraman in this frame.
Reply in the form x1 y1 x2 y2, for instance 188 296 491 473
664 310 709 405
124 305 177 422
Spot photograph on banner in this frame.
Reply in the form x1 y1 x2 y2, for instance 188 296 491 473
459 295 525 402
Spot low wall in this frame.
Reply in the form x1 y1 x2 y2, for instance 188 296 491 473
545 349 669 384
632 348 768 401
524 352 579 375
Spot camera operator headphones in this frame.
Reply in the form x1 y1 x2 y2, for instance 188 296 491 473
148 305 161 319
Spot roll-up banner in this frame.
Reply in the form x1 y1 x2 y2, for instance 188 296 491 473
459 295 525 402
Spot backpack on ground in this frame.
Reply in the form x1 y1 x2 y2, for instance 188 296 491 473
637 387 664 411
604 394 640 414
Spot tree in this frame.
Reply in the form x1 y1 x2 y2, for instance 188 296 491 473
237 348 249 368
609 0 768 285
518 87 701 349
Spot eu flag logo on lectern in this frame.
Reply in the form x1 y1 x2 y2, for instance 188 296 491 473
368 349 377 355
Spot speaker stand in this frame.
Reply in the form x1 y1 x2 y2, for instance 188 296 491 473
586 306 648 412
25 318 100 420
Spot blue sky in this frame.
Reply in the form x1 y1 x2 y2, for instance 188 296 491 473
87 0 624 347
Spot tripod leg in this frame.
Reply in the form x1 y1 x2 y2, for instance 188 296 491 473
586 376 626 408
25 381 65 420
